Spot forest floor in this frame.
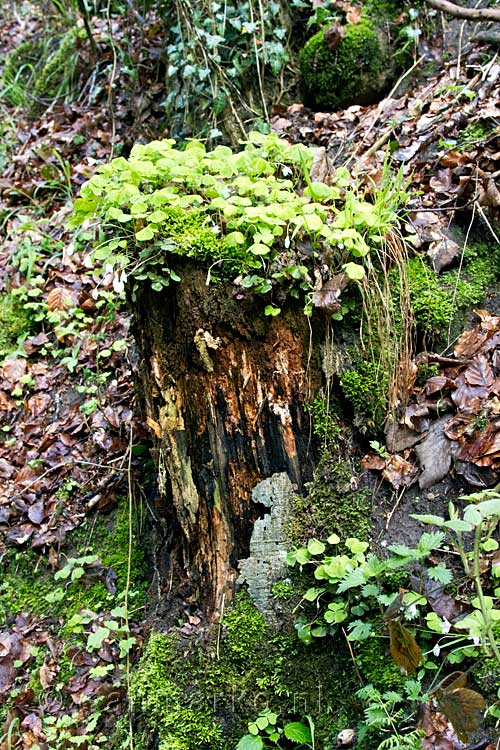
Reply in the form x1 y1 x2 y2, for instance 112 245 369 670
0 2 500 750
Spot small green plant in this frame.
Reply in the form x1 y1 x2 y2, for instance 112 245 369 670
286 534 434 646
237 711 315 749
369 440 389 458
70 132 409 320
356 682 424 750
412 487 500 663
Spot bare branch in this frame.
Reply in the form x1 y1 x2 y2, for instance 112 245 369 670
424 0 500 22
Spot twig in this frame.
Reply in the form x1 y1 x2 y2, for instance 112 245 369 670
424 0 500 22
216 592 225 660
341 627 364 687
385 487 406 530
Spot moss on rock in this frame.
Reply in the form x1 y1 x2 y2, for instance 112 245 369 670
299 20 392 111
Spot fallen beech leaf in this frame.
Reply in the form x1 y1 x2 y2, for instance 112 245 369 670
361 452 386 470
0 458 14 479
27 500 45 525
1 358 27 382
464 354 494 388
39 660 56 689
47 286 79 311
382 454 417 489
24 332 50 355
324 22 345 50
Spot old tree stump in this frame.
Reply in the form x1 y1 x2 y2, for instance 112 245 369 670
131 265 324 615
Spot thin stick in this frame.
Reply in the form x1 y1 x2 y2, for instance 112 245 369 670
125 425 135 750
342 627 364 687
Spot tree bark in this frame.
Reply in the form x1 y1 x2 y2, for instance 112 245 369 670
131 266 324 615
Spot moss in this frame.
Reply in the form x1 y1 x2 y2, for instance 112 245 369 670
272 580 296 601
32 28 78 105
128 592 361 750
1 28 79 112
0 292 31 357
0 549 54 624
130 632 222 750
305 394 342 447
222 591 267 665
0 499 148 627
160 207 253 276
400 250 500 348
355 636 406 692
1 40 45 107
340 359 388 433
291 453 372 544
70 498 148 605
300 19 392 111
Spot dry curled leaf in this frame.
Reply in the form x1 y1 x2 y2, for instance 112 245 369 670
47 286 79 311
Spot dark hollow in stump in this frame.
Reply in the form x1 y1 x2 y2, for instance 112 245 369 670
130 265 324 614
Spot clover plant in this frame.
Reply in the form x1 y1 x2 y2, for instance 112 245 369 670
71 132 407 316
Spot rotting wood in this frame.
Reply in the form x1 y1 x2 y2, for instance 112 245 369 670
131 265 323 614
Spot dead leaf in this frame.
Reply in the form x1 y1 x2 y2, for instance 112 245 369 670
415 418 453 488
47 287 79 311
464 354 495 388
39 660 57 689
312 275 348 312
324 23 345 50
345 5 362 24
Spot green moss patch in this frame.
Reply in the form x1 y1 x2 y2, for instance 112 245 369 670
0 292 31 357
300 20 392 111
291 453 373 544
129 592 361 750
400 246 500 348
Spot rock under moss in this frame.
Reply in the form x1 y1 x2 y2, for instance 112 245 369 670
299 19 393 111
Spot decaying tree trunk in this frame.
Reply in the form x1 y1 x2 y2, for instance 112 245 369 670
131 264 325 614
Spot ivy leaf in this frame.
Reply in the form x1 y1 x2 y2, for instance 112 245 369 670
87 626 111 651
119 637 136 658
